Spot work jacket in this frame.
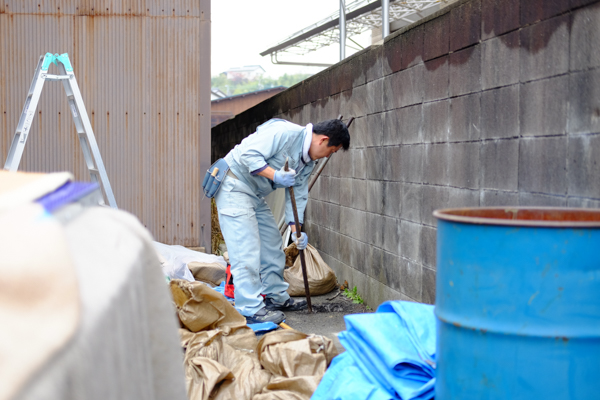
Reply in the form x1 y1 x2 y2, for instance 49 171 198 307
224 118 316 225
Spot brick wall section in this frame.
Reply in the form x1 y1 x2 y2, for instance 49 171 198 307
212 0 600 308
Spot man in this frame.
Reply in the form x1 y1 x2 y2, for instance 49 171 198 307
215 118 350 324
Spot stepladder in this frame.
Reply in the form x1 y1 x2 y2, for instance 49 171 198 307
3 53 118 209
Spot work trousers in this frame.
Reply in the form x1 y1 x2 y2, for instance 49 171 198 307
214 176 290 316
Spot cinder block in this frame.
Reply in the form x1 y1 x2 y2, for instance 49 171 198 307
421 267 437 305
342 87 366 121
351 239 369 275
448 142 480 189
400 24 424 70
568 69 600 135
481 0 520 40
367 180 384 214
382 72 401 110
482 31 520 90
326 202 341 232
399 65 425 107
571 4 600 72
520 15 570 82
366 79 384 115
338 232 352 265
422 100 449 143
316 176 329 201
567 196 600 208
401 183 423 223
382 146 401 181
424 56 449 102
449 93 481 142
340 206 355 237
354 210 369 244
520 75 568 137
400 144 425 183
480 138 519 191
382 216 401 255
519 136 568 195
518 192 567 206
366 44 384 82
481 85 520 139
350 116 367 148
328 150 342 178
365 113 384 147
419 225 437 270
382 251 402 292
420 186 480 227
339 178 353 208
423 143 449 185
383 105 423 146
352 179 368 211
382 35 403 75
365 147 383 180
571 0 599 7
371 249 388 285
399 258 423 301
348 50 367 88
328 177 341 204
568 134 600 198
352 148 367 179
449 0 481 52
338 145 354 179
366 246 382 282
366 212 384 246
520 0 570 26
423 13 450 61
449 45 482 97
400 220 421 262
480 190 520 206
382 181 402 218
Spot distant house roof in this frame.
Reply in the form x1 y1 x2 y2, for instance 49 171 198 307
222 65 265 75
211 86 286 104
211 86 287 127
211 88 227 100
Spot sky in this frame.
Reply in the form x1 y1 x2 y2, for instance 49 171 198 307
211 0 373 79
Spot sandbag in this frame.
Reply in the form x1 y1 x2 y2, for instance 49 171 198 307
170 279 246 332
187 262 227 286
284 244 337 296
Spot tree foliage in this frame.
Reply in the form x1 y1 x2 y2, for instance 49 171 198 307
211 73 312 97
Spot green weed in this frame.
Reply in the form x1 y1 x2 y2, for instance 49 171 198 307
343 286 365 305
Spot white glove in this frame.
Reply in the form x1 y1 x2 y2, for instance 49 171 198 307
273 167 296 187
291 232 308 250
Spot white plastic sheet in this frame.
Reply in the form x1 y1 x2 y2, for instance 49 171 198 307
153 242 227 282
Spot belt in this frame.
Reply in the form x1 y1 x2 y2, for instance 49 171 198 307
226 170 238 180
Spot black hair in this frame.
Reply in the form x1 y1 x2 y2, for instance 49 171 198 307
312 119 350 150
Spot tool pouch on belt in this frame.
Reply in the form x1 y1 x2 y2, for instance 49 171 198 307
202 158 229 198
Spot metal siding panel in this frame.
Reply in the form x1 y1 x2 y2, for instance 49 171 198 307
0 0 208 245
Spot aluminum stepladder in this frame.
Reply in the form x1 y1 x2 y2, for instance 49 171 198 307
3 53 117 208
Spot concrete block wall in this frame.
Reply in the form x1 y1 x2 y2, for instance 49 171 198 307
212 0 600 308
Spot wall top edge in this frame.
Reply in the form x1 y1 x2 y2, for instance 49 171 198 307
383 0 470 44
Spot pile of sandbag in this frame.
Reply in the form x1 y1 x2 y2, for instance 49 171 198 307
284 244 337 296
170 279 338 400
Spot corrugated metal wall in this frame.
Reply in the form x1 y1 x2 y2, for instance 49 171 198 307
0 0 212 246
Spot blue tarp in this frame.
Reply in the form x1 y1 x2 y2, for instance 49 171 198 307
312 301 436 400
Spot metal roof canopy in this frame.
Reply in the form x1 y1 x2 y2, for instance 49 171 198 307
261 0 451 63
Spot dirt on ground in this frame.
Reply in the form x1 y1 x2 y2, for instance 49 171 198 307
281 288 372 353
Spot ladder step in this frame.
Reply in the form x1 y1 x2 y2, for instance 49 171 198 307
43 74 71 81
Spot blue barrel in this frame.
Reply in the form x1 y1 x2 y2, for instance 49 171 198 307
434 208 600 399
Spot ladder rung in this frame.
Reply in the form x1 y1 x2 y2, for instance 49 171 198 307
43 74 71 81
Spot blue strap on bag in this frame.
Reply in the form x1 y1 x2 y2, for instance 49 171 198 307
202 158 230 198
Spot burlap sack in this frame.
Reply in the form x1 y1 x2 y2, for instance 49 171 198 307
187 262 227 286
284 244 337 296
170 279 246 332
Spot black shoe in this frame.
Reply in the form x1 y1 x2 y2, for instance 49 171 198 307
265 297 307 312
245 307 285 325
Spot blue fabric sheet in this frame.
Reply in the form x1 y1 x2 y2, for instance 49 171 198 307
311 301 436 400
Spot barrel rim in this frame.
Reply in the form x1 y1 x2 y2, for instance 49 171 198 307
433 206 600 227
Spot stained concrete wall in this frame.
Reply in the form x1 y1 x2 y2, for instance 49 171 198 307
212 0 600 308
